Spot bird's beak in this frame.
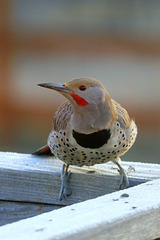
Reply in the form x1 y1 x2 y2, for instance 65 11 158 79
38 83 73 94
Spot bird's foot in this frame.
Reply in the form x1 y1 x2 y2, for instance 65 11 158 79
113 158 135 189
127 165 135 174
59 164 72 201
118 167 129 189
118 165 135 189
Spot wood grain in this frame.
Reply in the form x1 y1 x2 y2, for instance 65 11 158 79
0 201 62 227
0 178 160 240
0 152 160 206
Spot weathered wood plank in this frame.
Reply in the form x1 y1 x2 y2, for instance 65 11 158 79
0 179 160 240
0 201 62 227
0 152 160 205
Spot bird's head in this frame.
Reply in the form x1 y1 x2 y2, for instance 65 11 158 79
39 77 110 107
38 77 117 131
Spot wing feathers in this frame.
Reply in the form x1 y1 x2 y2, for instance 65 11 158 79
53 101 73 131
112 99 131 129
53 99 131 132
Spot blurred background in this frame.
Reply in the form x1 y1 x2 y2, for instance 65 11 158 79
0 0 160 163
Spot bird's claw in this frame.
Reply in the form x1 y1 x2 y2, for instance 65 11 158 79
118 165 135 189
127 165 135 173
118 167 130 189
59 164 72 200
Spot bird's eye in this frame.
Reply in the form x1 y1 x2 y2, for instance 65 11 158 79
79 85 87 91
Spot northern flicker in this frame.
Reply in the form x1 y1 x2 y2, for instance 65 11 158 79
34 77 137 200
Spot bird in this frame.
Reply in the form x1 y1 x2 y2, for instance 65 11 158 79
33 77 137 200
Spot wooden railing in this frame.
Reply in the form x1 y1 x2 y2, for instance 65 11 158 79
0 152 160 239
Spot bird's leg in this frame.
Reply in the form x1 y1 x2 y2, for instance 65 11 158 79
116 162 129 189
59 164 72 200
113 158 135 189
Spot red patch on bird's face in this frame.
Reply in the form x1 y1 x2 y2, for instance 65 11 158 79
71 93 88 106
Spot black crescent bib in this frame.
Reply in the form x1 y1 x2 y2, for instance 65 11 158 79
72 129 111 149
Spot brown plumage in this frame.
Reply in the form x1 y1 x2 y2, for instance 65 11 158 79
112 100 131 129
54 99 131 132
35 77 137 200
53 101 73 131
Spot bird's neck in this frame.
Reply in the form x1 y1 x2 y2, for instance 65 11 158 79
71 98 117 133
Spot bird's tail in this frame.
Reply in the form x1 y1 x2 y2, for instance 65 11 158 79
32 145 53 156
